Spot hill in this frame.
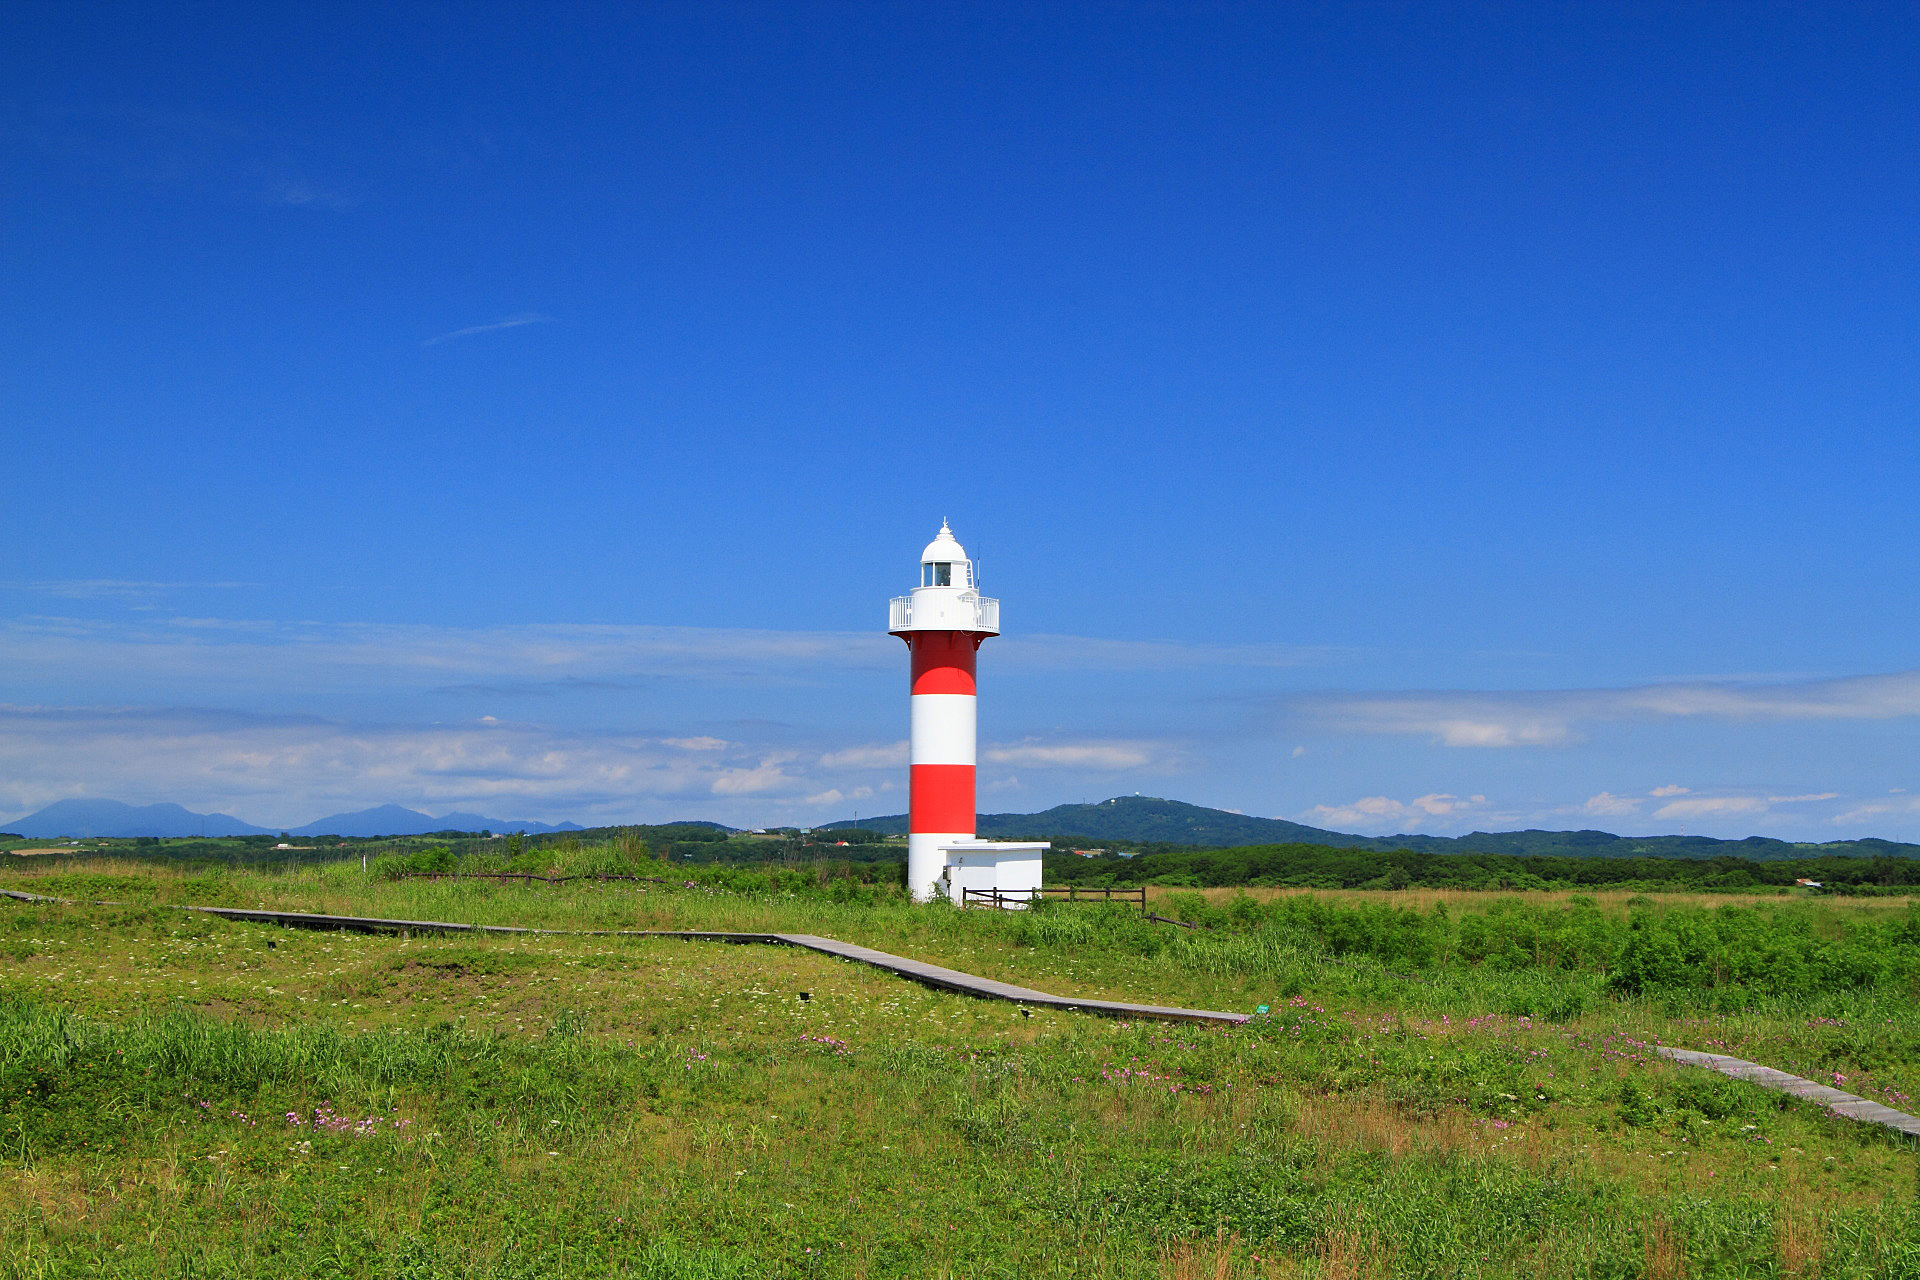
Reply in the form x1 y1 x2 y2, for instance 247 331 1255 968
7 800 271 839
826 797 1375 847
823 795 1920 860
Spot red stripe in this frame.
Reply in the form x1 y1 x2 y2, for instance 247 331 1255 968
908 632 980 695
909 763 974 834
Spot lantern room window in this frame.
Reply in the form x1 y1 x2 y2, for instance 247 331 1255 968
923 562 954 587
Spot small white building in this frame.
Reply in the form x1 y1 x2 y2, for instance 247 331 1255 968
940 839 1049 909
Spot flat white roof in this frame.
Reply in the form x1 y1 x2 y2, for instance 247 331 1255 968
938 840 1049 854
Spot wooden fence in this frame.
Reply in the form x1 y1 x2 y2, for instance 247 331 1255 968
961 886 1147 911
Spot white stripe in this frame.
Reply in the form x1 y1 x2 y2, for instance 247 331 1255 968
908 831 972 902
910 693 976 765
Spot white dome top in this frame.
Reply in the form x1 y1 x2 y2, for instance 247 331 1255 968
920 520 969 564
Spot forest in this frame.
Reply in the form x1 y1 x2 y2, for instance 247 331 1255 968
1044 842 1920 893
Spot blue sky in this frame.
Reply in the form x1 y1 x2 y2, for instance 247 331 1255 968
5 2 1920 837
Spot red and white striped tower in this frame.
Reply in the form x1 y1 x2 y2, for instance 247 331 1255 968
889 521 1001 902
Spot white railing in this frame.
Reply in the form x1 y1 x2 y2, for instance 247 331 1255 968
889 593 999 633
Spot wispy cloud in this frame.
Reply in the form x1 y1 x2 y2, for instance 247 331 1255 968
1579 791 1642 817
266 180 359 210
1651 795 1768 820
8 104 363 212
1564 785 1846 829
0 617 892 699
1300 785 1859 837
997 635 1347 670
817 742 909 770
803 785 877 808
0 616 1339 702
422 313 555 346
1832 794 1920 827
982 740 1159 769
0 580 252 604
1303 668 1920 748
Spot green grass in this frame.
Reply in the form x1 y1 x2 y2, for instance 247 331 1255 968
2 856 1919 1277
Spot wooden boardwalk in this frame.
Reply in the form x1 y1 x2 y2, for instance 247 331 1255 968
15 887 1920 1127
770 932 1246 1024
1657 1046 1920 1138
0 891 1244 1024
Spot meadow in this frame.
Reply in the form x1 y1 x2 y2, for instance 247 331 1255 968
2 848 1918 1278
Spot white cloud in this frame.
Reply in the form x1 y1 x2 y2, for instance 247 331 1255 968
1571 787 1845 827
803 785 874 807
1831 796 1920 826
1305 668 1920 748
709 758 800 796
1652 796 1769 820
1581 791 1642 817
1435 719 1573 748
1303 793 1489 832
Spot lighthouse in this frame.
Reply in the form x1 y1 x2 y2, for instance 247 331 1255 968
889 522 1047 904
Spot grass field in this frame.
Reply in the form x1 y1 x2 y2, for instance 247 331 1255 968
3 853 1919 1278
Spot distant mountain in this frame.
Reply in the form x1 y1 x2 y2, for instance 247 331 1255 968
288 806 584 838
826 797 1375 847
5 799 584 839
437 810 586 835
8 800 271 838
822 795 1920 861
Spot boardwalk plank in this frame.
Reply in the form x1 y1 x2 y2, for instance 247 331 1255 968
1657 1046 1920 1138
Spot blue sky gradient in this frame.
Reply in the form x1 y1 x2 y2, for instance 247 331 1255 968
5 3 1920 835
